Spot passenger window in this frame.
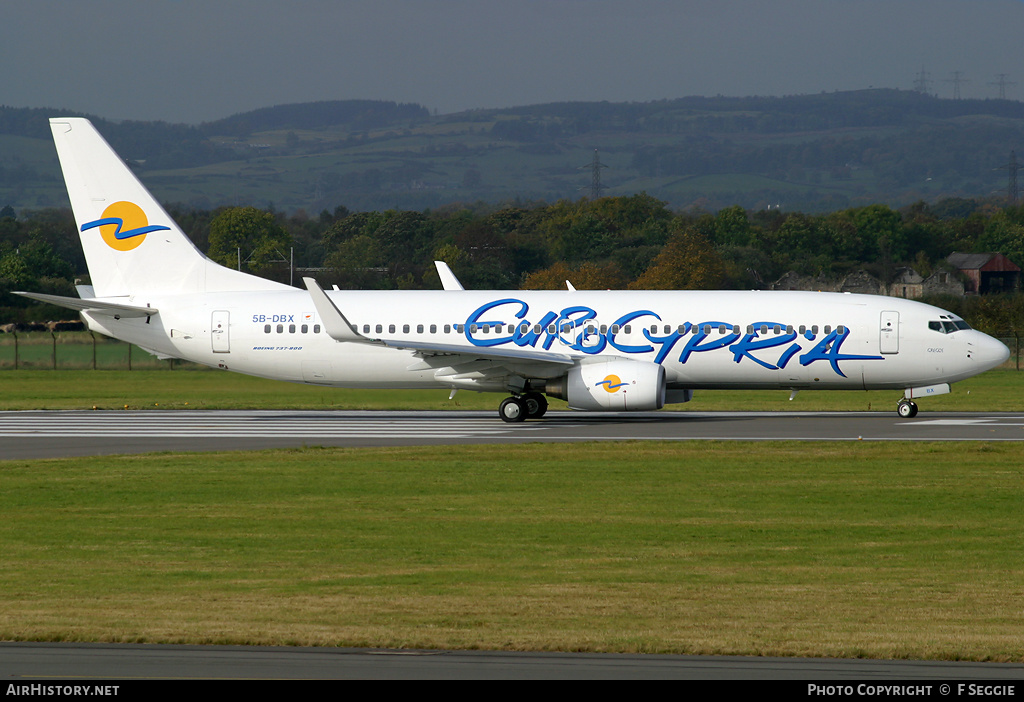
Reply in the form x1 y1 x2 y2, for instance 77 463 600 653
811 325 818 334
362 324 369 333
747 325 754 335
799 325 806 334
429 324 436 334
719 325 727 334
703 325 711 334
786 325 794 334
301 324 308 333
443 324 450 334
824 325 831 334
313 324 321 333
760 325 768 335
264 324 271 333
456 324 464 333
289 324 296 333
375 324 382 334
837 325 845 334
403 324 410 334
389 324 396 334
416 324 424 334
624 325 631 334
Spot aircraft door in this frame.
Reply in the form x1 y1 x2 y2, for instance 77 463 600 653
879 310 899 354
212 310 230 353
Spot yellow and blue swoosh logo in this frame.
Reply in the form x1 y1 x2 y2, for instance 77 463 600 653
596 374 629 393
81 201 170 251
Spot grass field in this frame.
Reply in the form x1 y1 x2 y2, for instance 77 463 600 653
1 367 1022 660
0 366 1021 412
1 442 1022 659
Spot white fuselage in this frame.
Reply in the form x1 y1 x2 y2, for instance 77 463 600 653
82 288 1009 395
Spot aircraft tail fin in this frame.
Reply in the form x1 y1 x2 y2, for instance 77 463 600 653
49 118 288 298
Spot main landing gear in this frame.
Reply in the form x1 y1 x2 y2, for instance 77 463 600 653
897 399 918 418
498 392 548 423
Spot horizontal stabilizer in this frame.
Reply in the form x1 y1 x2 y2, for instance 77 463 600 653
13 291 158 318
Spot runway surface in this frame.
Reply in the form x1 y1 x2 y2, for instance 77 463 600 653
2 409 1024 459
3 642 1024 680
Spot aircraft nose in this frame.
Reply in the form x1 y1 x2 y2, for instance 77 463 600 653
969 332 1010 371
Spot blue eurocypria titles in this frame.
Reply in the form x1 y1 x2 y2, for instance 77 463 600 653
462 298 883 377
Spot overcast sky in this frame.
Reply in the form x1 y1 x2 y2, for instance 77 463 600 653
3 0 1024 124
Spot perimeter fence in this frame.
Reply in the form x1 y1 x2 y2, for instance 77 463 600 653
0 331 202 370
2 330 1022 371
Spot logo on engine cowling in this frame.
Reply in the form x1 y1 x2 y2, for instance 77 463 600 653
596 374 629 393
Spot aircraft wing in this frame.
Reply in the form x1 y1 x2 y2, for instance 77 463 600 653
302 277 576 368
381 338 576 365
13 291 158 318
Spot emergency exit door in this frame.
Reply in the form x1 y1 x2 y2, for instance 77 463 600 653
212 310 230 353
879 310 899 354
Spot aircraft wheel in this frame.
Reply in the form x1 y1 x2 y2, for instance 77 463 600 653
897 399 918 418
523 392 548 419
499 396 528 423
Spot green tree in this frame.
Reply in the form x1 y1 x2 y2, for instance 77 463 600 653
207 207 292 274
713 205 751 246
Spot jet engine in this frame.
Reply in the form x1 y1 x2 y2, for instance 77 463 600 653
546 359 666 411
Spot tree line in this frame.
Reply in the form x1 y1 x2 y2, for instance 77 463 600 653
4 194 1024 333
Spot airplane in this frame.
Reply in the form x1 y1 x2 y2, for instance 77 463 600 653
17 118 1011 422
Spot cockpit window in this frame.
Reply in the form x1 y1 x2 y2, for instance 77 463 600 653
929 320 969 334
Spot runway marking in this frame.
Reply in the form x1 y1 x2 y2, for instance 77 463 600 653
900 417 1024 427
0 411 558 439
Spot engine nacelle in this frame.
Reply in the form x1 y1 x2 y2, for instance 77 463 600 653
548 359 666 411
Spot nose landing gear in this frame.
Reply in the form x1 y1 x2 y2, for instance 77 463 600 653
897 399 918 418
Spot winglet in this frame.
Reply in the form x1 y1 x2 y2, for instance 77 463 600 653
434 261 465 291
302 277 375 343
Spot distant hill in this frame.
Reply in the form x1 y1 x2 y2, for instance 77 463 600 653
4 91 1024 214
199 100 430 136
